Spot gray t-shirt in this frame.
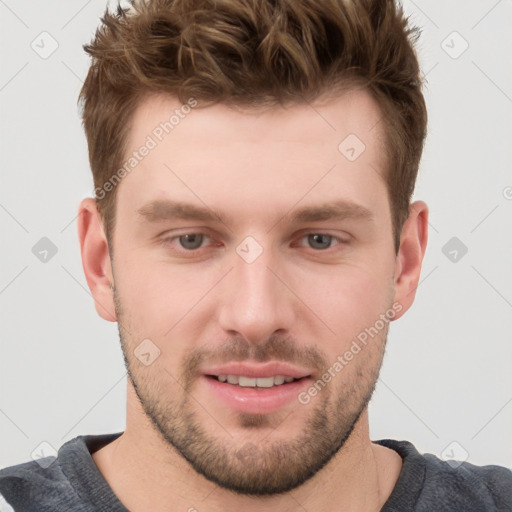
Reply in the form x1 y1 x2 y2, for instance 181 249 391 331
0 432 511 511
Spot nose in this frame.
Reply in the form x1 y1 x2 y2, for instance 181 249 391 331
217 239 296 345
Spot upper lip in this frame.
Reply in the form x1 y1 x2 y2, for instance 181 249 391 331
202 361 312 379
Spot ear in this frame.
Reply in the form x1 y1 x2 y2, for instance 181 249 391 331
77 198 117 322
392 200 429 320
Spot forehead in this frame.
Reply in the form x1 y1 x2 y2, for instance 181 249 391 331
117 90 388 226
126 89 385 158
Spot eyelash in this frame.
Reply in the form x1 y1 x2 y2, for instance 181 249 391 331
159 231 349 254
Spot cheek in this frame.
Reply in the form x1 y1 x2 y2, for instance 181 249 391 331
113 250 220 340
296 262 394 342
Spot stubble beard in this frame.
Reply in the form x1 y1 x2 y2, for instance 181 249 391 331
114 288 387 496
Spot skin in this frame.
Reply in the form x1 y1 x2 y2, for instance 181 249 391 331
78 90 428 511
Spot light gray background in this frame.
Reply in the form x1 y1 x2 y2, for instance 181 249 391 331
1 0 511 470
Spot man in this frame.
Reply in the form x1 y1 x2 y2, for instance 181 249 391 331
1 0 511 510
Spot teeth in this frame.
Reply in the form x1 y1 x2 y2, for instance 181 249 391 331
216 375 297 387
227 375 238 385
238 376 256 387
255 377 274 388
274 375 285 385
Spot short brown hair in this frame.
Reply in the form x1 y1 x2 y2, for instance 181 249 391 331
79 0 427 253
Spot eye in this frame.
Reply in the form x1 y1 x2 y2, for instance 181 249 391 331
295 233 347 251
306 233 334 250
161 233 213 251
177 233 207 250
159 231 348 255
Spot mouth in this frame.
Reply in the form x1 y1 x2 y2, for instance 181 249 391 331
205 374 302 388
200 362 313 415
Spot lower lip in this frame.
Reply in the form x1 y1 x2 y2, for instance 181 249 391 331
201 375 311 415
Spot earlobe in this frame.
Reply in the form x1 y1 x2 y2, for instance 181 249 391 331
77 198 117 322
392 200 429 320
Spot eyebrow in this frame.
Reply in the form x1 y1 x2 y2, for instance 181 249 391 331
136 198 374 226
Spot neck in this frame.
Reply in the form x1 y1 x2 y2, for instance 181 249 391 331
92 383 402 512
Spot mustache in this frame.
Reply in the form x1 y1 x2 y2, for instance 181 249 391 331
182 335 328 387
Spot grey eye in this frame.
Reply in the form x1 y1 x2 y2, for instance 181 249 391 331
178 234 204 250
307 234 333 250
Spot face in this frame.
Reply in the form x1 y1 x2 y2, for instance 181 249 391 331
109 91 400 495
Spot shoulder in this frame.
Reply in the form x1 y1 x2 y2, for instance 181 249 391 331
423 453 512 511
0 456 67 511
0 433 123 511
0 454 77 511
0 436 89 511
377 439 512 511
